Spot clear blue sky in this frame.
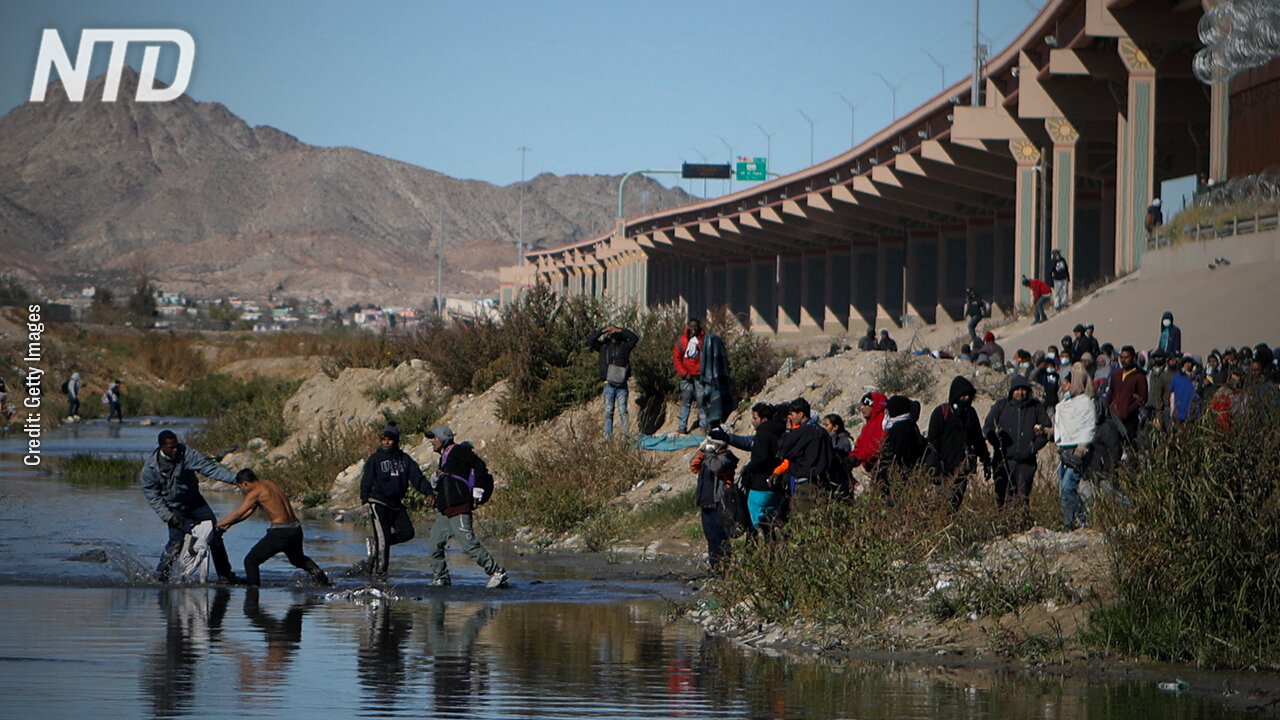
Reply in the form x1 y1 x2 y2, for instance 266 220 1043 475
1 0 1043 196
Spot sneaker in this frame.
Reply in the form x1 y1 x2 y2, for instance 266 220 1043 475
486 570 510 589
429 575 452 587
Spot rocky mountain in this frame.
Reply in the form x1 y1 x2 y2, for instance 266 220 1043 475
0 68 695 305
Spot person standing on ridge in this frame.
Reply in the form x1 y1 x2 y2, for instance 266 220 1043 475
673 318 706 434
588 324 639 438
1048 249 1071 311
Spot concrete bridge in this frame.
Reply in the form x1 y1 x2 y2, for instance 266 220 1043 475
501 0 1263 337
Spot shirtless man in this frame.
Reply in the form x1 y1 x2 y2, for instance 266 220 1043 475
217 469 330 586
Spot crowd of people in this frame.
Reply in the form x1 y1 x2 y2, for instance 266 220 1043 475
688 309 1279 567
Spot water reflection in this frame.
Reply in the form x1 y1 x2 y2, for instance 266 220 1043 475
140 588 230 718
424 600 495 714
356 601 414 714
237 588 316 700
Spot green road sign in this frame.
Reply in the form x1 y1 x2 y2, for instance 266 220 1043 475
736 157 767 182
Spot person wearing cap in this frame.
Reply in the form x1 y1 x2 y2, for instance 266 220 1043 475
1048 249 1071 311
1081 324 1101 362
927 377 991 511
424 425 509 588
976 331 1005 369
588 324 639 438
771 397 844 515
1144 348 1172 433
848 392 888 496
141 430 240 583
359 423 428 582
877 395 927 505
692 435 739 571
876 329 898 352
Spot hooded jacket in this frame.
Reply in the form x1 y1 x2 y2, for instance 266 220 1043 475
588 327 639 382
983 375 1052 463
849 392 888 468
927 376 990 476
360 446 427 509
730 412 787 492
1157 311 1182 354
692 445 738 508
880 395 927 476
140 443 237 524
433 440 490 516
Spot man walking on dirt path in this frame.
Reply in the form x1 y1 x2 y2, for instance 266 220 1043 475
424 425 508 589
217 469 330 586
141 430 240 584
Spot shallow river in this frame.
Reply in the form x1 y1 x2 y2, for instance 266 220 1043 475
0 421 1263 718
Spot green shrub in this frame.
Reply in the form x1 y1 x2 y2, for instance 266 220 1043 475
363 378 408 405
185 376 302 450
272 421 371 507
409 317 504 393
59 454 143 487
494 287 608 426
486 427 660 534
378 392 448 439
872 352 937 398
709 469 1013 630
1083 404 1280 668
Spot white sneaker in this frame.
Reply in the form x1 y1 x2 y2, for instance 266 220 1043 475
486 570 510 589
429 575 451 587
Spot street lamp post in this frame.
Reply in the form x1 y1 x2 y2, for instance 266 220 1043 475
795 109 816 166
517 146 531 265
753 123 778 173
717 135 737 193
835 92 865 148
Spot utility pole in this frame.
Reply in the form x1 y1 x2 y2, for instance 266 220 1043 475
971 0 982 106
437 193 445 321
517 146 531 265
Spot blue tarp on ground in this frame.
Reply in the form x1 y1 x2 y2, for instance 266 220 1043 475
636 433 705 451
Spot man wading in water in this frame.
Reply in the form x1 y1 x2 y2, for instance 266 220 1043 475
217 469 330 586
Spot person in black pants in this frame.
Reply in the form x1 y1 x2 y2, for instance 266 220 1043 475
359 424 428 582
218 469 329 586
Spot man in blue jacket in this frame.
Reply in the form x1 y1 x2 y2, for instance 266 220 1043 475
360 423 428 582
141 430 239 583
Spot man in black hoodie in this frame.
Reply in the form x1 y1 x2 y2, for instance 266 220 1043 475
360 424 428 582
773 397 843 515
927 377 991 511
712 402 787 531
983 375 1052 509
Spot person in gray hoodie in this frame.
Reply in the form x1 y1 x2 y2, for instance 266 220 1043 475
140 430 239 583
983 375 1052 509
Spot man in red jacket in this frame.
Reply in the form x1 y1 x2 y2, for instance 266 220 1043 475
1022 276 1053 324
849 391 888 496
673 318 706 434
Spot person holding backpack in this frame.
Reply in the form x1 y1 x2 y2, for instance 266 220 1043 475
424 425 508 589
691 438 739 572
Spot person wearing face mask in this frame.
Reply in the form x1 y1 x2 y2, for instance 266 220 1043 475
926 377 991 511
1031 354 1060 413
1156 311 1181 355
1144 349 1172 433
983 375 1052 510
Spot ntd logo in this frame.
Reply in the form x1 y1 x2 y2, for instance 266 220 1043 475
30 29 195 103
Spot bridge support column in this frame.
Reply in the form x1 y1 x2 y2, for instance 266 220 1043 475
776 253 802 334
1047 118 1080 301
1010 139 1043 306
876 237 906 328
1118 38 1156 274
906 233 938 325
938 225 968 323
851 244 876 334
749 256 777 332
824 246 851 335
